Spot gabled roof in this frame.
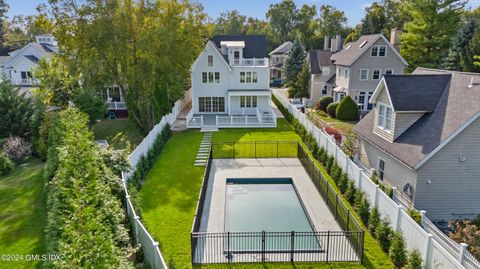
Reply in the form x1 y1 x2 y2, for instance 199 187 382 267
210 35 268 58
2 42 58 69
353 68 480 169
330 34 408 67
327 74 336 84
371 74 451 112
308 50 333 74
270 41 293 55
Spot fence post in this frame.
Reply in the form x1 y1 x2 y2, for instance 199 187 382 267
335 195 338 219
326 231 330 263
423 233 433 264
233 142 235 159
420 210 427 227
152 241 159 268
276 141 279 158
395 205 403 231
262 231 266 262
459 243 468 265
134 215 140 239
227 232 231 263
357 169 364 189
291 231 295 262
373 185 379 208
255 141 257 158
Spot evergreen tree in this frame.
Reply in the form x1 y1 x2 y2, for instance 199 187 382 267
0 80 34 138
0 0 8 55
284 40 305 89
288 60 310 98
401 0 467 71
443 18 479 71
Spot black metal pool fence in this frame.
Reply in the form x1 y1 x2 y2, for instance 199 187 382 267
191 141 364 264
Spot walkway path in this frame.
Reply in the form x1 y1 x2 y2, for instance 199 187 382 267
171 101 191 131
194 132 213 166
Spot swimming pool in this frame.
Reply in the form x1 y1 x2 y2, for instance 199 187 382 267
225 178 314 232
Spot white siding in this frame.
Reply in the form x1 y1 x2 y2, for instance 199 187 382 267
393 113 424 140
416 118 480 221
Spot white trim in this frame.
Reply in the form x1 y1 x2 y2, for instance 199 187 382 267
370 77 394 107
379 35 408 66
384 68 394 75
372 69 381 80
377 101 393 133
191 41 232 72
377 157 386 180
360 69 369 81
414 112 480 169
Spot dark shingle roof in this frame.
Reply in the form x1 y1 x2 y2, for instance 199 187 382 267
384 75 451 111
353 68 480 169
330 34 382 66
270 41 292 55
210 35 268 58
24 55 39 63
327 74 336 84
308 50 333 74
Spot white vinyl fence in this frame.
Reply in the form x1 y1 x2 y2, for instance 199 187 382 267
273 91 479 269
120 92 191 269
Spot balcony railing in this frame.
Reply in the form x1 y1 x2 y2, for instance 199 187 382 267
106 101 127 110
231 58 269 67
20 78 39 85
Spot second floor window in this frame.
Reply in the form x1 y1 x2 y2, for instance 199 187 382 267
360 69 369 80
202 72 220 83
377 103 393 131
208 55 213 67
240 72 258 83
371 45 387 57
344 68 349 79
385 69 393 75
373 69 381 80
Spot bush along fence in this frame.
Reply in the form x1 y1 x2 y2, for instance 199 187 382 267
120 94 190 269
273 92 476 269
191 141 364 264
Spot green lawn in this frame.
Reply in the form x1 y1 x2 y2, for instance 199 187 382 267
308 111 357 135
0 159 47 269
92 118 145 151
138 118 392 269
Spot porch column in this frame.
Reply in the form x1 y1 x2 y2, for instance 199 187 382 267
228 93 231 115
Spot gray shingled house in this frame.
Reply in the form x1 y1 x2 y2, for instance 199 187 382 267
353 68 480 221
269 41 293 82
330 33 408 112
307 49 335 102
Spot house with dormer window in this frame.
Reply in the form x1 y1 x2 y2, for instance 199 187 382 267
188 35 276 129
353 68 480 221
329 32 408 112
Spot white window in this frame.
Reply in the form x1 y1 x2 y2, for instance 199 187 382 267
214 72 220 83
208 55 213 67
377 103 393 131
208 72 214 83
322 67 330 76
377 158 385 180
371 45 387 57
202 72 219 83
372 69 381 80
240 72 257 83
202 72 207 83
344 68 349 79
360 69 369 80
240 96 257 108
199 97 225 112
252 72 258 83
246 72 252 83
385 69 393 75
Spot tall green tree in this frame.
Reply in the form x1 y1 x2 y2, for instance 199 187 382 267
47 0 209 132
295 4 320 50
0 80 34 138
443 18 480 71
284 39 305 89
289 60 310 98
401 0 467 71
317 5 348 39
266 0 298 46
360 2 387 35
0 0 8 55
213 10 246 35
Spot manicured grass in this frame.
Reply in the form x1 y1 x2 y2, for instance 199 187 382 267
308 111 357 134
0 159 47 269
92 118 145 151
139 118 392 269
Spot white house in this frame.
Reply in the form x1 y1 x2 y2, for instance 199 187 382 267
269 41 292 82
0 34 58 94
188 35 276 129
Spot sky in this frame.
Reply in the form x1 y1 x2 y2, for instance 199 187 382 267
6 0 480 27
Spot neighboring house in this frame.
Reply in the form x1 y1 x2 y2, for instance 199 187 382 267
188 35 276 129
269 41 292 82
307 49 335 102
353 68 480 221
0 34 58 94
330 33 408 112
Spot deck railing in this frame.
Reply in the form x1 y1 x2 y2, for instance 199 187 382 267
191 141 364 264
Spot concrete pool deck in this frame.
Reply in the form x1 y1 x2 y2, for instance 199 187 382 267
199 158 342 233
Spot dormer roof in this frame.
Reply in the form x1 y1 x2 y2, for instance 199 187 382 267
269 41 293 55
210 35 267 58
354 68 480 169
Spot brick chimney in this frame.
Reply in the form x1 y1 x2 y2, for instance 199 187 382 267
390 29 402 51
324 36 330 50
330 35 343 53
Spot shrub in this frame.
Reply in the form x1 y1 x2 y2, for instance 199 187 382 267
369 207 381 236
358 195 371 225
376 217 393 253
3 136 32 162
326 102 339 118
37 112 56 161
338 173 349 194
345 181 357 204
319 148 327 164
405 249 423 269
341 131 359 158
384 185 394 198
0 80 34 137
317 96 333 112
407 208 422 225
325 126 342 144
371 171 380 184
336 96 359 121
354 190 364 208
389 231 407 268
0 152 13 175
325 155 334 173
331 162 341 182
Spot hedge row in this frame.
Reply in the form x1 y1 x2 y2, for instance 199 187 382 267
273 95 423 268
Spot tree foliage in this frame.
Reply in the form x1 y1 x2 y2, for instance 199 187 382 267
288 60 310 98
284 39 305 88
401 0 467 71
0 80 34 138
46 0 209 133
213 10 247 35
336 96 359 121
45 108 132 268
317 5 349 39
266 0 298 45
443 18 480 72
358 0 408 38
0 0 8 55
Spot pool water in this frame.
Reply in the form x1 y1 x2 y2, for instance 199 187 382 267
225 178 314 232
